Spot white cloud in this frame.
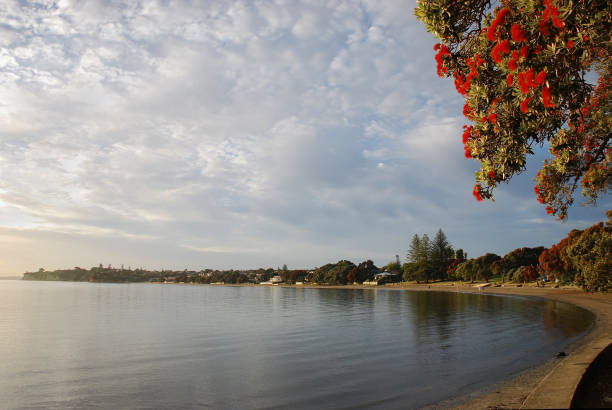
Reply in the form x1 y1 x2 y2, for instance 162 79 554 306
0 0 608 275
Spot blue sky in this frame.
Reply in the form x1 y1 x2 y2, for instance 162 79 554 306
0 0 609 275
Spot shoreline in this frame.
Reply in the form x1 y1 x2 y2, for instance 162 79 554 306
209 281 612 408
369 282 611 409
14 279 612 408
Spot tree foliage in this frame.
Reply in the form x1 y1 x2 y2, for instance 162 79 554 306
568 221 612 291
347 260 379 284
510 265 539 282
405 229 454 282
538 209 611 290
306 260 356 285
538 234 577 282
415 0 611 219
455 253 501 282
491 246 545 282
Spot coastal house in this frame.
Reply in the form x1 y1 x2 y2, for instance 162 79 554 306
261 275 283 285
370 272 401 285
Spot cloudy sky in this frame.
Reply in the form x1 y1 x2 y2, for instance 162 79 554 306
0 0 609 275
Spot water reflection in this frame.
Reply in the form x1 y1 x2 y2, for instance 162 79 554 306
0 281 593 410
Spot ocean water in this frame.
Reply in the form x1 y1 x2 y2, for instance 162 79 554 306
0 281 593 409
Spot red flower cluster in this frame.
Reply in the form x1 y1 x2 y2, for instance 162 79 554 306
489 113 498 124
473 185 483 201
487 8 510 41
507 73 514 86
521 97 531 113
454 55 484 95
534 184 545 204
511 24 528 42
435 44 451 77
536 70 547 85
491 39 511 62
520 45 529 58
516 69 547 94
540 0 565 35
462 125 473 144
576 76 612 132
462 125 474 158
488 170 496 179
542 86 555 107
508 50 519 71
567 40 574 48
518 69 536 93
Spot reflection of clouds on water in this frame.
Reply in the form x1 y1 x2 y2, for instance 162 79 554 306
1 282 594 409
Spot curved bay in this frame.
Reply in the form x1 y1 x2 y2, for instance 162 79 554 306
0 281 593 409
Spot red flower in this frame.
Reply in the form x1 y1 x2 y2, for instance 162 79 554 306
487 8 510 41
541 0 565 34
435 44 451 77
507 73 514 86
521 97 531 113
473 185 483 201
489 113 498 124
463 103 472 117
542 86 555 108
539 20 550 36
434 43 440 51
491 40 511 63
462 126 472 144
488 170 496 179
552 17 565 29
520 45 529 58
511 24 528 42
567 40 574 48
518 69 537 94
508 59 518 71
536 70 547 85
464 147 472 158
481 116 487 123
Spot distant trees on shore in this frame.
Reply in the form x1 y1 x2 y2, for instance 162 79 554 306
22 212 611 291
401 211 611 292
403 229 455 283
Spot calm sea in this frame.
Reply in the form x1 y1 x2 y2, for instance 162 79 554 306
0 281 593 409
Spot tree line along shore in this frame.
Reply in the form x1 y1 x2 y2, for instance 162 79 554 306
23 210 611 292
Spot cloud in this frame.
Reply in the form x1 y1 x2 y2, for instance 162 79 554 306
0 0 608 275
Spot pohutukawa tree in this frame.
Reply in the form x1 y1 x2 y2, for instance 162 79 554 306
415 0 611 219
